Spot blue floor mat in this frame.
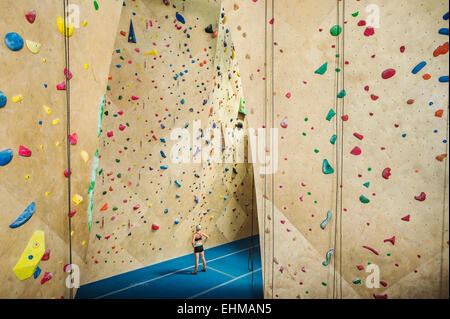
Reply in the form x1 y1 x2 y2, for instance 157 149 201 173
75 235 263 299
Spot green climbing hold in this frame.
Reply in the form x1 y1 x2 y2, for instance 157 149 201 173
314 62 328 75
314 149 319 153
352 12 359 17
326 108 336 121
94 1 99 10
330 25 342 36
337 89 346 98
335 68 341 72
352 278 362 285
321 282 327 286
238 97 246 115
330 134 337 145
363 182 370 188
360 195 370 204
323 159 334 174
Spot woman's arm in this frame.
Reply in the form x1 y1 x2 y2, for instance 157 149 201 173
192 234 196 247
202 233 209 244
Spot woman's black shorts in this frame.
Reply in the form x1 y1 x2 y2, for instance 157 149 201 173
194 245 204 253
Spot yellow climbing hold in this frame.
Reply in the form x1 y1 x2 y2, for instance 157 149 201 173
52 118 60 125
232 50 235 60
82 20 88 27
43 105 51 114
56 141 60 146
56 16 74 37
70 231 74 237
45 192 50 197
82 241 86 245
84 63 89 69
25 40 42 54
25 175 30 179
72 194 83 206
42 58 46 63
81 150 89 162
12 95 23 103
144 49 158 56
13 230 45 280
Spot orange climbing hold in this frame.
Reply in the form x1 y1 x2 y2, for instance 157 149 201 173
435 109 444 117
100 203 108 211
436 154 447 162
422 74 431 80
433 42 449 57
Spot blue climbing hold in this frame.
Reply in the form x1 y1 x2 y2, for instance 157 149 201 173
176 12 185 24
4 32 24 51
444 12 449 20
0 91 6 108
33 266 41 279
9 202 36 229
0 149 13 166
412 61 426 74
128 19 136 43
438 76 449 83
438 28 449 35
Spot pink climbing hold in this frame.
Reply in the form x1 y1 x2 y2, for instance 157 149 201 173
381 68 396 79
131 96 139 100
414 192 426 202
68 133 78 145
56 82 66 90
63 264 71 272
152 223 159 230
383 236 395 245
364 26 375 37
18 145 32 157
401 214 410 221
382 168 391 180
357 20 366 26
40 272 53 284
280 117 288 128
64 68 73 80
133 204 140 210
41 249 51 261
350 146 362 155
356 265 364 271
107 131 114 138
285 92 291 98
353 132 364 140
119 124 126 131
69 209 76 217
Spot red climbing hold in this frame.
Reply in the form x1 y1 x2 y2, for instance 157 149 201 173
382 168 391 180
362 245 379 255
353 132 364 140
25 10 36 24
285 92 291 98
373 294 388 299
400 45 405 53
370 94 378 101
40 272 53 284
107 131 114 138
119 124 126 131
381 68 396 79
401 214 410 222
414 192 426 202
357 20 366 26
56 82 66 90
18 145 32 157
64 169 72 178
350 146 362 155
364 27 375 37
41 249 51 261
68 133 78 145
152 223 159 230
383 236 395 245
69 210 77 217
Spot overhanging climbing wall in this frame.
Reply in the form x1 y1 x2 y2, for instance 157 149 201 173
81 0 258 285
0 0 123 298
223 0 449 298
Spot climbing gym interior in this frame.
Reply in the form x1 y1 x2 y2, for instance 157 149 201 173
0 0 448 301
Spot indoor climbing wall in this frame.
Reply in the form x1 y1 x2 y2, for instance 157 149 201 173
223 0 449 298
0 0 122 298
81 0 258 285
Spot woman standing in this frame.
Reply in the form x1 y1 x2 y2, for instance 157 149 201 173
191 225 208 274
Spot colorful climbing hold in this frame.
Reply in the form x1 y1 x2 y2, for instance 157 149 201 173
322 159 334 174
9 202 36 229
0 149 13 166
4 32 24 51
320 211 332 230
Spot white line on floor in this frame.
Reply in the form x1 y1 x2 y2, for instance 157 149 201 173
93 244 260 299
187 268 262 299
206 266 236 278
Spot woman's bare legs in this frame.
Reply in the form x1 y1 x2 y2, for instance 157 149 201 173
200 251 206 271
192 252 199 274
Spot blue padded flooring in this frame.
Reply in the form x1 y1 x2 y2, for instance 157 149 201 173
75 235 263 299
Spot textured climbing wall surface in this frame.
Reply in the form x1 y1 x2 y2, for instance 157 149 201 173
223 0 449 299
0 0 122 298
81 0 257 284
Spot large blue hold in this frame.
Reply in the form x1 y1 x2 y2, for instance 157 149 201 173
439 76 449 83
412 61 426 74
444 12 449 20
438 28 449 35
0 91 6 108
176 12 185 24
0 149 13 166
4 32 24 51
9 202 36 228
